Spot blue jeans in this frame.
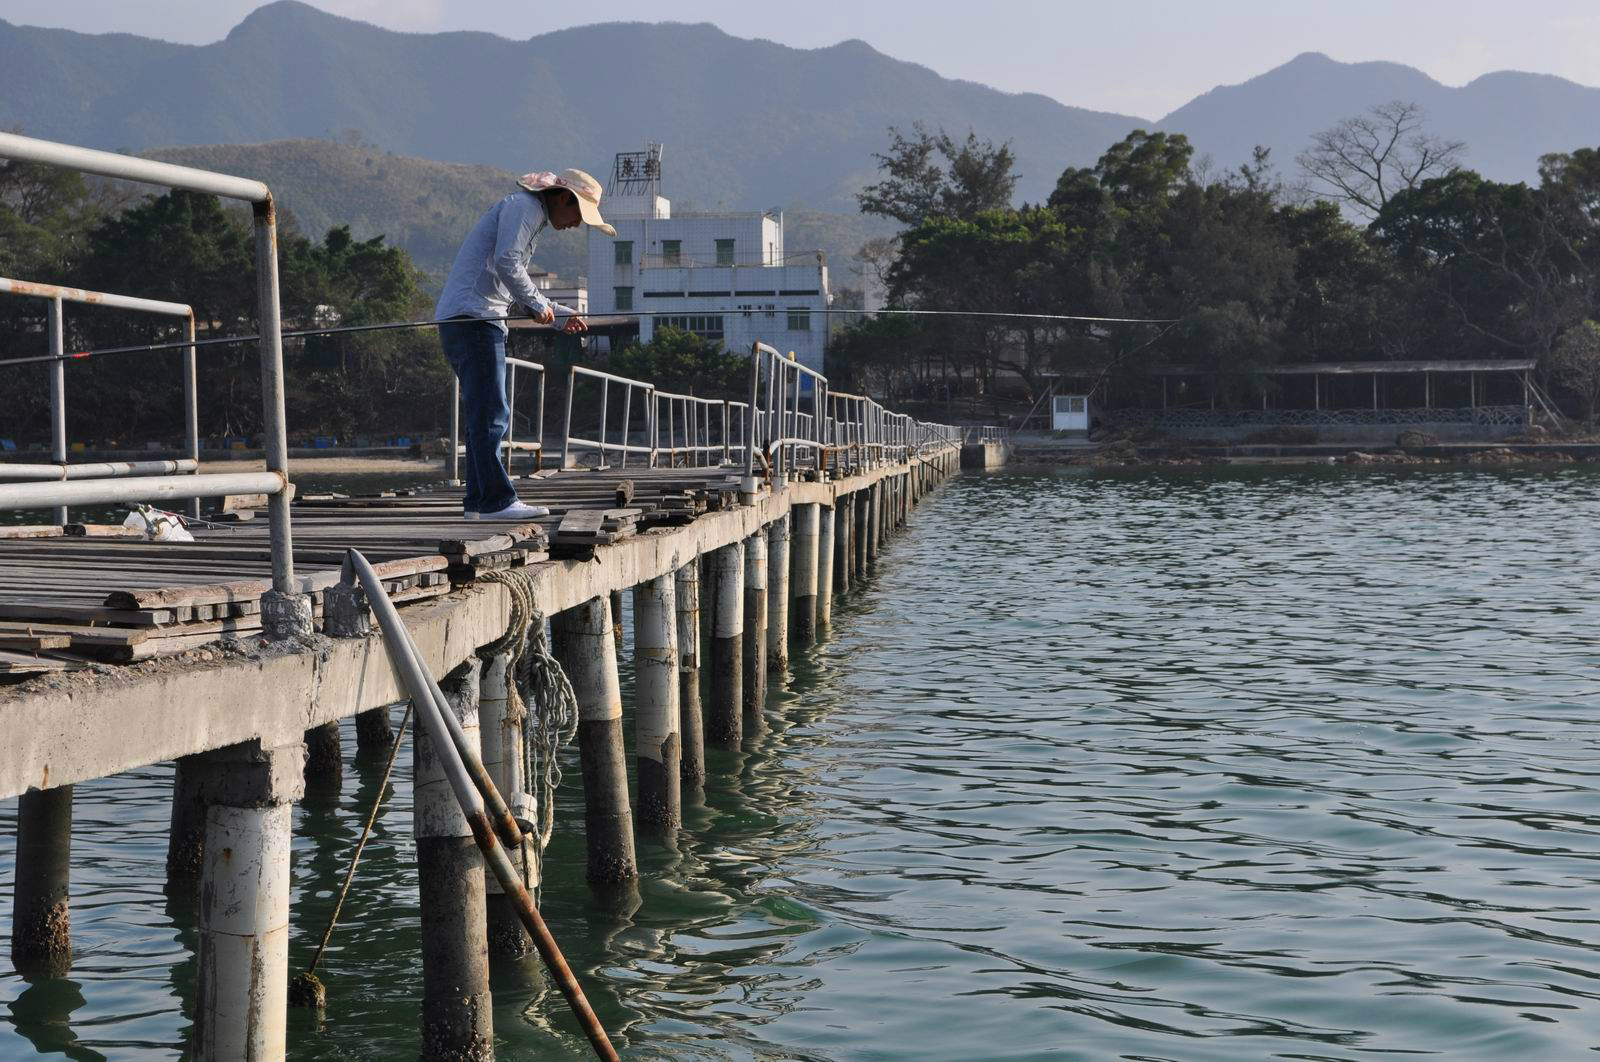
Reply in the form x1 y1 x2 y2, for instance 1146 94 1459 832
439 317 516 514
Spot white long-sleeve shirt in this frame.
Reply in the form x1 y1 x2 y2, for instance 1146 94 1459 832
434 192 574 332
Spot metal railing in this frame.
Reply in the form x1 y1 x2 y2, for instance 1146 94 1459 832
448 356 547 480
964 426 1008 446
0 277 201 521
560 365 656 469
0 132 296 593
650 391 747 467
745 342 829 488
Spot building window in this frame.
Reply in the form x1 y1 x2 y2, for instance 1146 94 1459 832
660 314 724 342
787 307 810 331
614 286 633 312
614 241 633 266
716 239 735 266
661 239 681 265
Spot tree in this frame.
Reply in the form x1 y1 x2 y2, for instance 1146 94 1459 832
857 123 1018 226
607 327 746 397
1549 320 1600 421
1298 101 1466 221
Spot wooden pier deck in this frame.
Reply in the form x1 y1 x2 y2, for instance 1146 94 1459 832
0 465 753 675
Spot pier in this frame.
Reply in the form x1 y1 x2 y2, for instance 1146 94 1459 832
0 133 974 1058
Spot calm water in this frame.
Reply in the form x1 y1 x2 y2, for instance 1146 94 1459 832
4 465 1600 1060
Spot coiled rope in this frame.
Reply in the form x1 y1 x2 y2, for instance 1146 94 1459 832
477 568 580 902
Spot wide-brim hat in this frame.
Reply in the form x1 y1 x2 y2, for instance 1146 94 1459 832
517 169 616 237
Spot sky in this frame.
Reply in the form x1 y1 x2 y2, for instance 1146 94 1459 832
5 0 1598 118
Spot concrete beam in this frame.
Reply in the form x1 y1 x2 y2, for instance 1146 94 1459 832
0 459 954 801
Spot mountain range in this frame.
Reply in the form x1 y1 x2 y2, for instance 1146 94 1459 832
3 2 1598 280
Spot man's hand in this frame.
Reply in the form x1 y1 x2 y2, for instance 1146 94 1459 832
534 305 555 325
562 316 588 335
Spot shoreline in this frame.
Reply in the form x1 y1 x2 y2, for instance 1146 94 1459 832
1009 440 1600 469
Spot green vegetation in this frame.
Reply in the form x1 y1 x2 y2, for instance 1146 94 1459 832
0 161 447 446
834 117 1600 420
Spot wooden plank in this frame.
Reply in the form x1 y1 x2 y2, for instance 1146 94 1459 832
0 603 178 627
0 633 71 651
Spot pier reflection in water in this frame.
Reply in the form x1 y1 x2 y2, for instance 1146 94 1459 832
6 464 1600 1059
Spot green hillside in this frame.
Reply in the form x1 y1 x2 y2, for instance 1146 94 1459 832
142 139 899 294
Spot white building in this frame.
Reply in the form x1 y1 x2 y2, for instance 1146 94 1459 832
585 145 831 373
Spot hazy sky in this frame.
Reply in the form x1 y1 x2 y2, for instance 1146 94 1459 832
6 0 1598 118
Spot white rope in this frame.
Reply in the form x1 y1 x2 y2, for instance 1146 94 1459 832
477 568 579 903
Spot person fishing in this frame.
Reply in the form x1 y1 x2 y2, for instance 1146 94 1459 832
435 169 615 520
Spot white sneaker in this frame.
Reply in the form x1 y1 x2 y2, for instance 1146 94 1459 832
478 500 550 521
462 510 479 521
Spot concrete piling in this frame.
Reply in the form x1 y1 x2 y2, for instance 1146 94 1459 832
303 722 341 784
854 489 868 576
767 515 791 674
166 756 209 889
609 588 625 654
675 560 705 791
10 786 73 976
816 504 835 633
354 707 395 748
554 596 637 884
867 484 881 563
708 542 744 747
792 503 819 645
836 493 852 594
742 531 768 733
413 663 494 1058
478 652 533 958
195 738 304 1062
634 574 681 833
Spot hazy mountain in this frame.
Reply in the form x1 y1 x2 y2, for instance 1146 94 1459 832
0 1 1142 211
1157 52 1600 184
6 6 1596 241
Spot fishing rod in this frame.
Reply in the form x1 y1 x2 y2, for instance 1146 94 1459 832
0 307 1177 369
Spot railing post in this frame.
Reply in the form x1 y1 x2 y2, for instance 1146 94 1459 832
506 362 517 475
450 376 461 482
47 294 66 525
743 343 760 492
184 314 200 519
253 196 307 638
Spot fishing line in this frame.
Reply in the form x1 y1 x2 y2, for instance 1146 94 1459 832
0 307 1176 368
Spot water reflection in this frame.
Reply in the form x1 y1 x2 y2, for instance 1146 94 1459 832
6 465 1600 1058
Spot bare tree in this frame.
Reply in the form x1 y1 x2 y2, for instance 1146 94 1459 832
1298 101 1465 220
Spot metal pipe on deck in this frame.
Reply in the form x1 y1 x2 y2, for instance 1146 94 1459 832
10 786 72 976
767 514 791 674
0 458 200 481
742 531 768 733
553 596 637 884
816 504 835 633
194 739 304 1062
793 503 820 645
479 653 535 957
634 574 681 832
675 560 705 791
0 470 283 511
414 662 495 1058
708 543 744 746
